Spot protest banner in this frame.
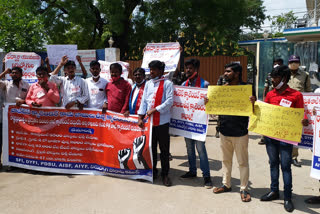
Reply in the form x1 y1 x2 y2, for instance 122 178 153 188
248 101 304 143
311 113 320 179
76 50 96 75
4 52 41 83
299 93 320 149
169 86 208 141
205 85 253 116
98 60 129 81
46 45 77 65
3 104 153 182
141 42 181 73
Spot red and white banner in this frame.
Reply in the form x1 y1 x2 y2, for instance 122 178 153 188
3 104 153 182
4 52 41 83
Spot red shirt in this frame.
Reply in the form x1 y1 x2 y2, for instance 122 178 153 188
265 86 304 108
25 81 60 107
105 78 132 113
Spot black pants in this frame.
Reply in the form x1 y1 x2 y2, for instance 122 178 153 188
152 123 170 176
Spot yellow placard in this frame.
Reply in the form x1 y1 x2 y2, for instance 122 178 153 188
248 101 304 142
205 85 253 116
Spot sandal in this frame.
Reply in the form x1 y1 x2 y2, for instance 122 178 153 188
240 190 251 202
213 185 232 194
305 196 320 204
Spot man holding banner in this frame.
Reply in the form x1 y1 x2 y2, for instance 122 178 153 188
259 65 308 212
138 60 173 187
180 59 212 188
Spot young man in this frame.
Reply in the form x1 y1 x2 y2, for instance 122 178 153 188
50 56 89 110
287 55 312 167
259 65 308 213
208 63 252 202
25 66 60 107
180 59 212 189
138 60 173 186
104 63 131 114
86 61 108 109
127 67 146 115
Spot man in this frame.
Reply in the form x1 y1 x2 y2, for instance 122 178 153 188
138 60 173 187
259 65 308 213
86 61 108 109
126 67 146 115
209 63 252 202
0 66 30 165
50 56 89 110
287 55 312 167
180 59 212 189
25 66 60 107
104 63 131 114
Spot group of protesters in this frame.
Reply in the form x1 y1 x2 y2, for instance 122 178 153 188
0 53 319 213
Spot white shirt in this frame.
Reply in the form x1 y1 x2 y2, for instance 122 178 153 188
0 79 30 103
50 75 89 106
86 77 108 109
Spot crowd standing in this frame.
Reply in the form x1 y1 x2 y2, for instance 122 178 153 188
1 54 320 212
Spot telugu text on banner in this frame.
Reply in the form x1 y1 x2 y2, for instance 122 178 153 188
3 104 153 182
205 85 253 116
311 113 320 180
141 42 180 73
169 86 208 141
248 101 304 143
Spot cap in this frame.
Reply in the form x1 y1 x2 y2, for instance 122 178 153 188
288 55 300 63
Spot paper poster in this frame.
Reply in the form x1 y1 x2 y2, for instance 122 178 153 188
249 101 304 143
99 60 129 81
141 42 180 73
4 52 41 83
169 86 208 141
205 85 253 116
3 104 153 182
76 50 96 75
46 45 77 65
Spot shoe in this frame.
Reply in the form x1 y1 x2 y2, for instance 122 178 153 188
260 191 280 201
292 159 301 167
258 139 265 145
284 200 294 212
215 132 220 138
203 177 213 189
162 176 172 187
240 190 251 202
213 185 232 194
180 171 197 178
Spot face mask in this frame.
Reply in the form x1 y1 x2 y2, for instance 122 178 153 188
111 76 120 82
92 74 100 79
38 77 48 83
152 76 159 80
273 64 280 68
289 63 300 70
275 78 285 90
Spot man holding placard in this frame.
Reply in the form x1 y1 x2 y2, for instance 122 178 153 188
180 59 212 189
259 65 308 212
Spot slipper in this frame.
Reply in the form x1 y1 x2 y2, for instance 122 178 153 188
305 196 320 204
213 185 232 194
240 190 251 202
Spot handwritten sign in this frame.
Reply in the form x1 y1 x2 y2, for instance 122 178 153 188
248 101 304 143
46 45 77 65
76 50 96 74
3 104 152 182
141 42 180 73
99 60 129 81
169 86 208 141
311 113 320 179
205 85 253 116
4 52 41 83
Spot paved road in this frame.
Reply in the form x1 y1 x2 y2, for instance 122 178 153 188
0 122 319 214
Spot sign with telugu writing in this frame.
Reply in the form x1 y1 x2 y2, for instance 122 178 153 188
46 45 77 65
98 60 129 81
248 101 304 143
141 42 180 73
3 104 153 182
169 86 208 141
311 113 320 179
76 50 96 75
205 85 253 116
4 52 41 83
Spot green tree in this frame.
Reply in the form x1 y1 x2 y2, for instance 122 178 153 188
271 11 298 33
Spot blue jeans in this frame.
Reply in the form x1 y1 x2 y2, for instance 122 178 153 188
185 138 210 177
265 137 293 200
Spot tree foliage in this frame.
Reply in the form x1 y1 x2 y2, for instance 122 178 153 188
271 11 298 32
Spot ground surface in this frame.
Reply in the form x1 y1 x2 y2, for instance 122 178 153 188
0 122 319 214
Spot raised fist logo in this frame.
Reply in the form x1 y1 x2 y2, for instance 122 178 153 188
118 148 131 169
133 135 149 169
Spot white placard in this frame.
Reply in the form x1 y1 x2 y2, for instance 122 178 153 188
76 50 96 74
98 60 129 81
46 45 77 65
